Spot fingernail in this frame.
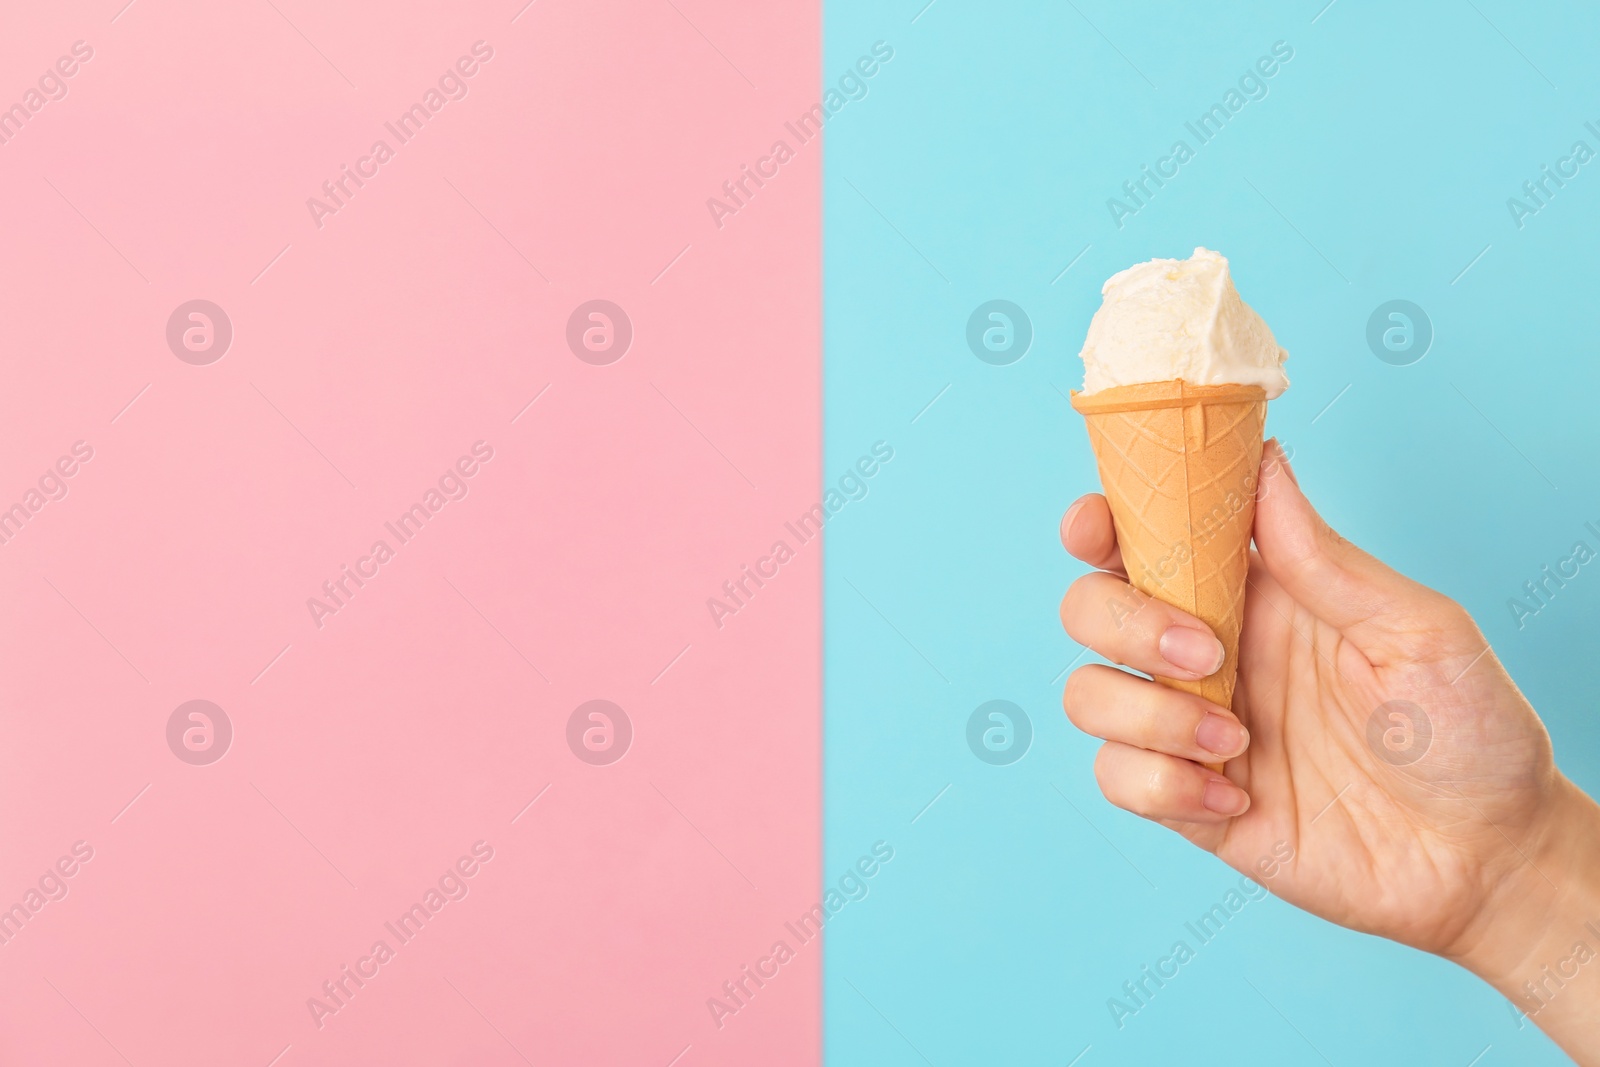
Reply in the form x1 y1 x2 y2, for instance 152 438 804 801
1271 439 1299 486
1159 626 1225 676
1196 714 1248 757
1063 499 1086 537
1203 779 1250 816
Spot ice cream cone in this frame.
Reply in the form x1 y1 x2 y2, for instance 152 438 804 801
1071 380 1266 765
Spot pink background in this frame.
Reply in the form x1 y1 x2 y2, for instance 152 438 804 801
0 1 819 1063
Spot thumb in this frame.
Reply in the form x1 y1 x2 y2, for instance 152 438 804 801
1252 440 1460 657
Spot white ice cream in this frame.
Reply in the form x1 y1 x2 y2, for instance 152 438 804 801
1078 248 1289 399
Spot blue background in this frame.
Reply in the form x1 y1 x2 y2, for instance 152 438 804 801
823 0 1600 1063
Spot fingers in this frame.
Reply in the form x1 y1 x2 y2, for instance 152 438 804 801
1064 664 1249 763
1066 664 1253 822
1060 571 1226 681
1094 741 1251 822
1252 440 1464 653
1060 494 1125 575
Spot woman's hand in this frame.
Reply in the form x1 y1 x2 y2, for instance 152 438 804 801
1059 440 1600 1063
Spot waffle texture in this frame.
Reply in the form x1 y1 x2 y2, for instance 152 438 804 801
1071 380 1267 712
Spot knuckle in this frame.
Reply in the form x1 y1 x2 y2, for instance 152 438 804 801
1442 596 1478 632
1091 743 1119 789
1058 585 1081 630
1061 572 1099 615
1414 590 1482 646
1143 764 1179 807
1063 576 1129 649
1061 668 1093 724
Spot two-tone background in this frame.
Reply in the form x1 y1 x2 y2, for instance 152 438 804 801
2 0 1596 1063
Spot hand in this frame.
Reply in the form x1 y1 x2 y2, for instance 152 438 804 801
1059 440 1600 1063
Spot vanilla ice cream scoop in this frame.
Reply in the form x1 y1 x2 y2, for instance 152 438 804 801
1078 248 1289 399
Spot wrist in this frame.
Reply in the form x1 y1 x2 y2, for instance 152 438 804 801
1450 776 1600 1010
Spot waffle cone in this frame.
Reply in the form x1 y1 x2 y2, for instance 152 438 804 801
1071 380 1266 726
